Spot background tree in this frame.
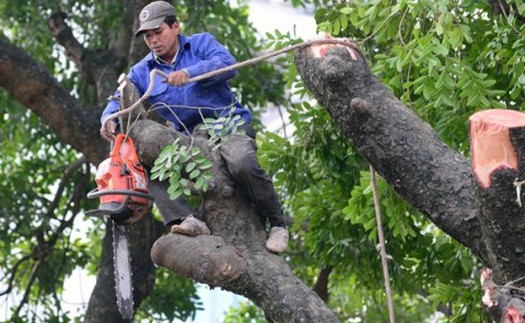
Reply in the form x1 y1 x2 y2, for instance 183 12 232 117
0 0 524 322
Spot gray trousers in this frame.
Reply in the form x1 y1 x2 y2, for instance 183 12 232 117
149 124 285 228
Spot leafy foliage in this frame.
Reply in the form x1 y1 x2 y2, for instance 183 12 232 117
0 92 94 322
1 0 283 321
150 113 246 200
151 138 213 200
223 301 265 323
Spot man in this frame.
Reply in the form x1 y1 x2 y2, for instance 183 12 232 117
100 1 289 253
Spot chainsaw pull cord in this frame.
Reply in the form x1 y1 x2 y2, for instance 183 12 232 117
101 37 360 130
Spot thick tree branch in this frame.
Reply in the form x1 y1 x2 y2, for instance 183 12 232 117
126 0 150 64
47 12 125 103
151 233 339 322
151 235 247 284
0 38 106 163
1 4 157 321
127 116 339 321
293 41 487 263
47 12 85 68
469 110 525 284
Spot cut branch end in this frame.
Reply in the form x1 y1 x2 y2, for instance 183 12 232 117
469 109 525 188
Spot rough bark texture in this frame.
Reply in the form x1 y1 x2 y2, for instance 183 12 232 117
108 69 337 321
294 43 486 261
470 111 525 283
312 267 332 303
0 37 106 164
293 38 525 322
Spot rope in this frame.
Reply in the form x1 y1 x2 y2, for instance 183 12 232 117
187 38 359 83
101 38 359 130
370 165 396 323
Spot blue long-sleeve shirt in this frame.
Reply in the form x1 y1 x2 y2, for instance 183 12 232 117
101 33 251 133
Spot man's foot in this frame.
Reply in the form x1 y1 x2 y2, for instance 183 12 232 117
266 226 289 253
170 215 210 237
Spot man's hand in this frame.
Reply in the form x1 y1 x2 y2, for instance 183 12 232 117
100 119 117 141
166 69 190 86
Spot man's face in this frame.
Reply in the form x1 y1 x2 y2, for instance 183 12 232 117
143 22 180 60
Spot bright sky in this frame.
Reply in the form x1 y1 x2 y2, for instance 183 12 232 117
248 0 317 38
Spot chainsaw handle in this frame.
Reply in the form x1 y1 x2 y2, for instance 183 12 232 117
87 188 154 200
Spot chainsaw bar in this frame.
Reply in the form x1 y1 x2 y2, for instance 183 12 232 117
112 221 134 320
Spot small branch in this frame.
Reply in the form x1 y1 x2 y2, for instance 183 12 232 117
0 255 32 296
45 156 86 220
276 105 288 139
15 259 43 316
47 12 86 67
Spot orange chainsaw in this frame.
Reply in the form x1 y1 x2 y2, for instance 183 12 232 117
86 133 153 320
86 133 152 222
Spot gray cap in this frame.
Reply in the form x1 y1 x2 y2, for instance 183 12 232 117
135 1 177 37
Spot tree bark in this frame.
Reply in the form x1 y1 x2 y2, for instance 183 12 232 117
0 37 106 163
294 40 486 262
312 267 332 303
3 0 523 319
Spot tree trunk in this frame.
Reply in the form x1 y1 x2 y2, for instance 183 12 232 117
293 40 486 261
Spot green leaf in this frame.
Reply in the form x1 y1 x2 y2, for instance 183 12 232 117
168 188 183 200
186 162 196 173
193 177 204 190
446 28 463 48
189 169 200 179
340 7 352 15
